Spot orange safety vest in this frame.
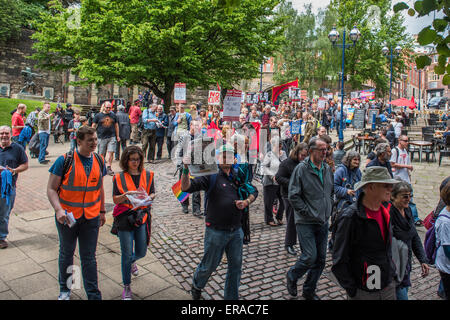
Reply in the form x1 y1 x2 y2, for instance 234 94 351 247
114 170 154 223
58 152 104 219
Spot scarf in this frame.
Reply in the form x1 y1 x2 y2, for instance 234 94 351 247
232 164 256 244
390 205 416 243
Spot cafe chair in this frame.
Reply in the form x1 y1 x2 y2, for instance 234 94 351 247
421 127 434 139
439 135 450 166
423 133 437 162
352 135 362 153
408 143 420 162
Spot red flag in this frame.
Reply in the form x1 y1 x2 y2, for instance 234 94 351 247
250 122 261 153
217 82 221 92
271 79 299 106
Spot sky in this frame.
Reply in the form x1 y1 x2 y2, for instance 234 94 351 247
289 0 437 36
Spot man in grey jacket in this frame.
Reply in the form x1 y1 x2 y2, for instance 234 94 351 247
286 136 334 300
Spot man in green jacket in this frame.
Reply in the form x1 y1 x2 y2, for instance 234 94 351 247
286 136 334 300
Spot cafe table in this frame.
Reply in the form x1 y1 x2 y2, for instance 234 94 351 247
356 135 375 155
409 140 433 163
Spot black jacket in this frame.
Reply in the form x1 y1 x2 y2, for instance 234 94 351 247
275 157 299 198
390 205 427 287
331 193 396 297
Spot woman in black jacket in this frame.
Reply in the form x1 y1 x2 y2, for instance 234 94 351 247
390 181 429 300
275 142 308 256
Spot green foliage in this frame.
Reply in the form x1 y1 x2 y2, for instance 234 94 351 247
273 1 341 96
393 0 449 81
0 0 48 43
0 97 78 126
275 0 411 98
31 0 283 108
331 0 412 98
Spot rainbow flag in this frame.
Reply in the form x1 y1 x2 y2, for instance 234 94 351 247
171 180 189 203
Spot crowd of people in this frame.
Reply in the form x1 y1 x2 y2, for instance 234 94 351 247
1 95 450 301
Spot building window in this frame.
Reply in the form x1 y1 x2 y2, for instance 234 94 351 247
266 63 271 72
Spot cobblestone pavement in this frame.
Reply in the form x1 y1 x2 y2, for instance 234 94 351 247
0 127 448 300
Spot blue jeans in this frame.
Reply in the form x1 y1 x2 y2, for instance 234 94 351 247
70 140 77 152
0 188 16 240
55 215 102 300
38 132 49 163
396 286 409 300
287 222 328 295
409 196 419 222
118 224 148 285
193 227 244 300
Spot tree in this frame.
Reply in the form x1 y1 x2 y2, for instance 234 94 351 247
330 0 413 98
273 2 320 95
394 0 450 85
31 0 283 109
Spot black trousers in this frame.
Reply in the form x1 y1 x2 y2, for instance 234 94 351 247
440 271 450 301
283 197 297 247
166 138 175 160
156 136 164 159
115 139 127 160
263 185 284 224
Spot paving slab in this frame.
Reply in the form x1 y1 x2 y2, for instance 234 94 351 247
7 271 56 297
0 258 44 282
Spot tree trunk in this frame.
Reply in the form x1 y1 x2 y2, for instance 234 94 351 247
163 90 173 114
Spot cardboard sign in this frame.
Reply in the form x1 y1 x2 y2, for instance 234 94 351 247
351 91 360 100
290 120 302 135
300 90 308 99
223 89 242 122
261 92 269 102
318 98 327 110
208 90 220 106
246 92 259 105
174 83 186 104
289 87 301 101
346 108 355 124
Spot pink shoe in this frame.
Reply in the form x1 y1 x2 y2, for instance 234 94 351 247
131 262 139 277
122 285 132 300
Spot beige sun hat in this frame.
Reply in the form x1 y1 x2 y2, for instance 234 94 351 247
354 166 400 191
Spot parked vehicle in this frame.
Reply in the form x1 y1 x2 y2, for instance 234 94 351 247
427 96 448 109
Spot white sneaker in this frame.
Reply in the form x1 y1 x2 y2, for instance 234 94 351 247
58 291 71 300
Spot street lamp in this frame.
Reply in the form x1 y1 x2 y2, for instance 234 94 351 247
382 44 402 114
328 25 360 142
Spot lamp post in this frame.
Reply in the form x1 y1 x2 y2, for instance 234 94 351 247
382 45 402 114
328 25 360 142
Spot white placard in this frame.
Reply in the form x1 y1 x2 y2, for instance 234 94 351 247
318 98 327 110
208 90 221 106
223 89 242 122
174 83 186 104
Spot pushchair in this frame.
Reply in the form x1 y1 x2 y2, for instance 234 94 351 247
52 116 65 144
29 133 40 158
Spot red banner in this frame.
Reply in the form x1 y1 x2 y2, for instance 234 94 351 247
271 79 299 106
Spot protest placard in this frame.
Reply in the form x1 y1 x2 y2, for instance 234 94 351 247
208 90 220 106
318 98 327 110
290 120 302 135
223 89 242 122
174 83 186 104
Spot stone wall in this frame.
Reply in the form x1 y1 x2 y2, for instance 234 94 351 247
0 29 63 100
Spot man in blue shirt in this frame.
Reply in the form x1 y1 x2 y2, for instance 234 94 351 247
142 104 159 163
0 126 29 249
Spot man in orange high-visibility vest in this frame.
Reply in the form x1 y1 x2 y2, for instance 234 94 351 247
47 125 107 300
